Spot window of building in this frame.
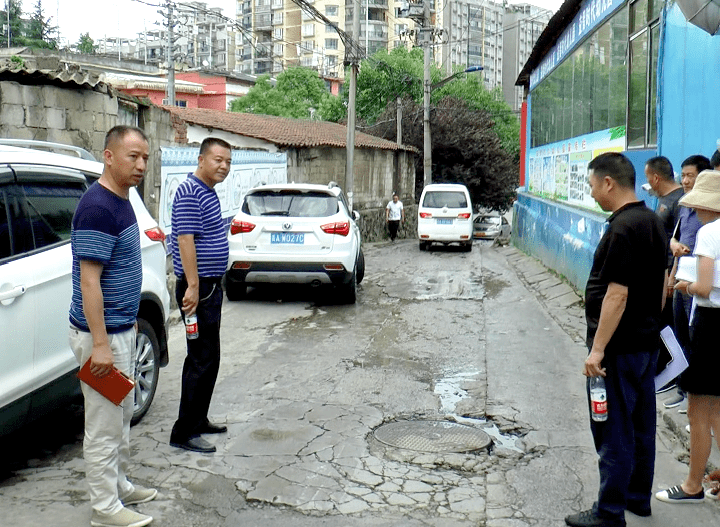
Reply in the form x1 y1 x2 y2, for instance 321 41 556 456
326 5 338 16
531 6 629 148
627 0 661 148
325 38 338 49
302 23 315 37
162 99 188 107
271 0 282 8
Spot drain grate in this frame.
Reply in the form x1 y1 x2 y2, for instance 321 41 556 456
373 420 492 453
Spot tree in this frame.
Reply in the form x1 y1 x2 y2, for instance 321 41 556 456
364 96 518 211
76 33 97 55
24 0 57 49
3 0 24 47
323 47 520 208
230 67 330 120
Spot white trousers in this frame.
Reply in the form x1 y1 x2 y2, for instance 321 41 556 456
69 326 137 515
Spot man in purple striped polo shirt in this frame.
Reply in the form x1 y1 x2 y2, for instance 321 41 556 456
169 137 231 454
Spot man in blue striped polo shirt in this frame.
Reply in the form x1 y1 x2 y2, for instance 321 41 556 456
69 126 156 527
169 137 231 454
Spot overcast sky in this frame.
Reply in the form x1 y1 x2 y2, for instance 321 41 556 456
24 0 564 48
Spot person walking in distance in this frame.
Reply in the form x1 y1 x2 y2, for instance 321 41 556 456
565 153 667 527
169 138 232 454
386 192 404 242
69 126 156 527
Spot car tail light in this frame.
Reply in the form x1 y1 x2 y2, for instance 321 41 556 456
323 264 345 271
231 261 251 270
321 221 350 236
144 226 166 243
419 212 433 218
230 219 256 235
458 213 471 219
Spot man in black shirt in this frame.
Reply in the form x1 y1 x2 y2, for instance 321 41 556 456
644 156 683 393
565 153 667 527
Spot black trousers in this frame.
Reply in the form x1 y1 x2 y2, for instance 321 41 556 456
388 220 400 240
590 350 658 520
171 275 223 442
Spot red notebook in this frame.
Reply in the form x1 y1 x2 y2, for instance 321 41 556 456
77 359 135 406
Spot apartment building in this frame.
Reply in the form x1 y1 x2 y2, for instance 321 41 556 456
235 0 418 78
438 0 504 90
134 1 236 70
502 3 552 113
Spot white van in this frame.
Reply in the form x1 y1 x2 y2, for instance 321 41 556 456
417 183 474 251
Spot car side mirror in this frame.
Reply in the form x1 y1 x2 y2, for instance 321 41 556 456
353 211 360 221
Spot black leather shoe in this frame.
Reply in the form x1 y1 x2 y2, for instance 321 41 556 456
170 436 216 453
201 422 228 434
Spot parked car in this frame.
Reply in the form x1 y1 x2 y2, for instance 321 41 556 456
0 140 170 436
473 212 511 240
417 183 474 251
226 182 364 304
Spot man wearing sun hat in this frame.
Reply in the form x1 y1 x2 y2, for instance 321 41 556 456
656 169 720 505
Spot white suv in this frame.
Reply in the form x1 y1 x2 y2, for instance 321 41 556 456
417 183 474 251
226 182 364 303
0 140 171 435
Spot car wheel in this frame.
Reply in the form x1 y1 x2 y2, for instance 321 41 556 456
338 270 357 304
356 249 365 285
464 241 473 252
132 317 160 425
419 241 428 251
226 278 247 301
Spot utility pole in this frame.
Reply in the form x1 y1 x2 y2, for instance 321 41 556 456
422 0 432 187
165 0 176 106
345 0 361 211
396 97 402 146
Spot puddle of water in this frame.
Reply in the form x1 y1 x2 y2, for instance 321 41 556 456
454 415 523 452
434 371 479 413
434 372 523 453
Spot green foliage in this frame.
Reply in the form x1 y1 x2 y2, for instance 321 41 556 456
76 33 97 55
364 96 518 211
4 0 24 47
9 55 24 68
230 67 330 119
3 0 57 49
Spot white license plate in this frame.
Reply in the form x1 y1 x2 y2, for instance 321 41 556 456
271 233 305 244
436 219 453 225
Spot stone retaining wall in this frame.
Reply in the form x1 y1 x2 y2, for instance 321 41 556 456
359 204 418 243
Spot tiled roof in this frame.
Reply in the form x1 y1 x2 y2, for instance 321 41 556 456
165 106 415 152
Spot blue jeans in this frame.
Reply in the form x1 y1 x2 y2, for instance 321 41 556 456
589 350 658 519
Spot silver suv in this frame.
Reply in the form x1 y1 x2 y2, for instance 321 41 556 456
0 140 170 435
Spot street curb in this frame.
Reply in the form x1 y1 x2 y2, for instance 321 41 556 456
496 243 718 475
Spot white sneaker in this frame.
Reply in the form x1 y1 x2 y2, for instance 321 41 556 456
90 507 152 527
121 486 158 506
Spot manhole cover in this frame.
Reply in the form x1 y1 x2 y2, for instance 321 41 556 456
373 420 492 453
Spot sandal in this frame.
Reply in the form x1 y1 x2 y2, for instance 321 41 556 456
655 485 705 503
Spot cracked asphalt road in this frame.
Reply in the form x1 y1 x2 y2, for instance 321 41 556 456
2 240 719 526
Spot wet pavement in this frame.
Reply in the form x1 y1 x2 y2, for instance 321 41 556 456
1 240 719 526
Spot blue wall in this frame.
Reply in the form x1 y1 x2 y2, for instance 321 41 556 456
659 5 720 163
513 149 655 293
514 3 720 293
